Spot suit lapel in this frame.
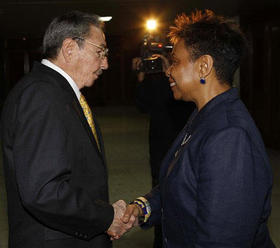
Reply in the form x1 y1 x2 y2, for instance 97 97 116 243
33 62 104 159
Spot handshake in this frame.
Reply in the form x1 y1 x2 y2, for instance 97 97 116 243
107 200 143 240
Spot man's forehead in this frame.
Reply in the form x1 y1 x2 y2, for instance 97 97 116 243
89 26 106 45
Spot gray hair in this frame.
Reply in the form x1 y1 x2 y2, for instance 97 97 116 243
43 10 104 59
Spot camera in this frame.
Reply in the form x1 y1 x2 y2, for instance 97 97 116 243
139 34 172 74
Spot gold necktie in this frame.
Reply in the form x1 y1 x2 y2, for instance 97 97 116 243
79 94 101 151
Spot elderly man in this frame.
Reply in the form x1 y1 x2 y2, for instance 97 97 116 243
1 11 132 248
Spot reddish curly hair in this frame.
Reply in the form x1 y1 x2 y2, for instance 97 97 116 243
168 9 248 85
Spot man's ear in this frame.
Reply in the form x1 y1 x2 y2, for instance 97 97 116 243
61 38 77 63
197 54 213 79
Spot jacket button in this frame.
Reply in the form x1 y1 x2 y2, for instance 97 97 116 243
84 234 88 239
74 232 79 236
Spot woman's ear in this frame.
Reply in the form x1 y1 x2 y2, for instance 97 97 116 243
198 54 213 79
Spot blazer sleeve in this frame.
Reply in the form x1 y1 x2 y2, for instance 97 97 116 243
13 82 113 240
142 184 162 227
194 127 272 247
142 123 191 228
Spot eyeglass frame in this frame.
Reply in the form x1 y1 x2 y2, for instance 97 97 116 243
72 37 109 59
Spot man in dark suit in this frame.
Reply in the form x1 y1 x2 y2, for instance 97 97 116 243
1 11 132 248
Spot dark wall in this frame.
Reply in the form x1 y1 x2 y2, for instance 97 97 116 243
240 11 280 148
0 32 141 108
0 38 42 111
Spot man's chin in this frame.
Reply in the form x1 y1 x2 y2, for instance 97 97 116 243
93 73 98 79
91 73 99 83
83 79 96 88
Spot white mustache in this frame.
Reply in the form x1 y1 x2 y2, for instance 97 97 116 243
96 70 103 76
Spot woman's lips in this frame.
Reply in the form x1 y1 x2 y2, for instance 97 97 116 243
169 74 176 87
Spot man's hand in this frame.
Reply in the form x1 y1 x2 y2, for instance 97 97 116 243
132 57 142 71
132 57 145 82
107 200 137 240
152 54 170 72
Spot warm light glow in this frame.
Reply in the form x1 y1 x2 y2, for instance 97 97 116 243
99 16 112 22
146 19 157 31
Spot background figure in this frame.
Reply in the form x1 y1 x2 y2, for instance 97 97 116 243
0 11 132 248
132 56 195 248
123 10 275 248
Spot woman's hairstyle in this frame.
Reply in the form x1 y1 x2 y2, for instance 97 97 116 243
43 10 104 59
168 9 248 85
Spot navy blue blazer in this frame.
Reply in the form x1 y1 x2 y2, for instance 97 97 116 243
144 88 275 248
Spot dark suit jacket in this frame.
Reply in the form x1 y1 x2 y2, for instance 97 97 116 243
143 88 275 248
1 62 114 248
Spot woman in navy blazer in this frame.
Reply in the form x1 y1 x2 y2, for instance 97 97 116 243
121 9 275 247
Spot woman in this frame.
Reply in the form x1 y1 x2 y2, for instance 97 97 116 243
120 9 275 247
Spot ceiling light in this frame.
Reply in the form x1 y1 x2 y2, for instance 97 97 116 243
99 16 112 22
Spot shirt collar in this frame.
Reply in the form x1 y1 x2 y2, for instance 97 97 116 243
41 59 81 100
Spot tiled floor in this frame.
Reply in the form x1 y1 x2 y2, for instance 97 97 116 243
0 106 279 247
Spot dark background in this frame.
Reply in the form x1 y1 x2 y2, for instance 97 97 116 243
0 0 280 148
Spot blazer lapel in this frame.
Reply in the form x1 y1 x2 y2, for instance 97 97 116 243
159 122 194 180
166 131 193 177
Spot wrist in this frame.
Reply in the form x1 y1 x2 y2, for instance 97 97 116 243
131 203 143 216
130 197 151 223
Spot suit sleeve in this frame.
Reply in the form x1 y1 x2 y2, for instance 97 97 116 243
194 127 271 247
13 83 113 240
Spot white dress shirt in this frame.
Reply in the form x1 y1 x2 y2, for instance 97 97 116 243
41 59 81 100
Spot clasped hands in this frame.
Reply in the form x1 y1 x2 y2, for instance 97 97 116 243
107 200 142 240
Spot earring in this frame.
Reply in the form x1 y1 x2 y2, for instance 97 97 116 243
200 77 206 84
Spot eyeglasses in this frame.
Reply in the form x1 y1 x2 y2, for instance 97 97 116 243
72 37 109 59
